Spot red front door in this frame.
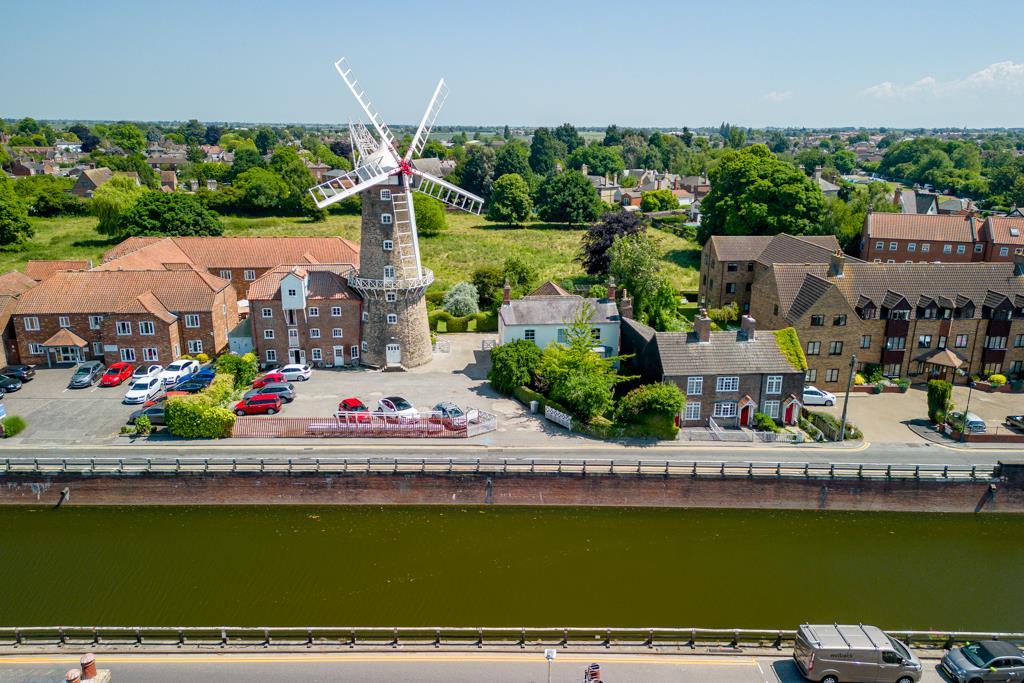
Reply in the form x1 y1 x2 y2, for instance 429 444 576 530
740 404 752 426
784 403 796 425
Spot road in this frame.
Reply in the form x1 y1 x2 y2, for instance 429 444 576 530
0 439 1018 465
0 652 951 682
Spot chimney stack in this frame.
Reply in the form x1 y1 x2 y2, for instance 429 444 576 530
619 287 633 319
814 165 823 182
829 249 845 277
694 308 712 342
606 277 616 302
740 314 756 341
580 163 588 176
502 278 511 305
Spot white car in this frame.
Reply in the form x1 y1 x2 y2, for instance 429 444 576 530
803 386 837 406
159 359 200 386
123 377 164 404
132 364 163 381
377 396 418 421
280 364 312 382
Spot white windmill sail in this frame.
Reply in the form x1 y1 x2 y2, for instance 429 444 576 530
348 120 379 161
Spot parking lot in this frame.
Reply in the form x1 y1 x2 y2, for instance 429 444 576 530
0 335 577 446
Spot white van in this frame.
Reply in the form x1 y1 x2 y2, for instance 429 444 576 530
794 624 922 683
961 412 986 433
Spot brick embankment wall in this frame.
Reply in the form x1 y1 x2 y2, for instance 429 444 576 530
1 474 1023 512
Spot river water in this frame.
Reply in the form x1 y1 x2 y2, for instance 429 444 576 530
1 506 1021 630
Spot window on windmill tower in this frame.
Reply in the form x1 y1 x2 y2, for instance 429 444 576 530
384 266 396 279
380 189 391 201
387 314 398 325
383 240 393 251
381 213 393 225
386 292 397 302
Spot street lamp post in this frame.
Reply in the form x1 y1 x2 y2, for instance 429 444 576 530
839 353 857 441
961 377 975 444
545 648 556 683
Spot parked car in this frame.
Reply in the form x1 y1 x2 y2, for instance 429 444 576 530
68 361 105 388
335 397 371 422
123 377 165 404
803 386 837 407
949 411 986 433
377 396 418 422
99 362 134 387
132 364 163 381
193 367 217 384
171 379 209 393
794 623 922 683
158 359 200 386
234 394 283 416
243 382 295 403
0 374 24 393
127 404 166 427
1006 414 1024 432
252 371 287 389
429 402 477 430
941 640 1024 683
0 365 34 382
279 364 312 382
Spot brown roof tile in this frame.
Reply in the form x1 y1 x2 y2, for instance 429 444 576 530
99 236 360 272
528 280 572 297
983 216 1024 246
710 234 842 263
0 270 37 296
865 213 978 242
24 260 91 281
246 264 359 301
41 328 89 347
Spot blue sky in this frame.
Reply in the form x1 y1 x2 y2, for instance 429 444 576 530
4 0 1024 128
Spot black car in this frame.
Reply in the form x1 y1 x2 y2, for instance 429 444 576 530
128 404 166 426
0 365 34 382
172 379 209 393
0 374 23 393
1007 415 1024 432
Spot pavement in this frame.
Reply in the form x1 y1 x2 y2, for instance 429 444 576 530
0 652 952 682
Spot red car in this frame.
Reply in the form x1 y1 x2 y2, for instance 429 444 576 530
252 371 286 389
234 394 282 416
335 397 371 423
99 362 135 387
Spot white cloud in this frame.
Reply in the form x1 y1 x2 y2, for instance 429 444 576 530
763 90 792 102
862 61 1024 99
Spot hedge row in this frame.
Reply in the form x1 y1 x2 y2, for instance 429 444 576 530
166 396 236 439
429 309 498 333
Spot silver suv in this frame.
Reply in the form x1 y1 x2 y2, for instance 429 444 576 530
941 640 1024 682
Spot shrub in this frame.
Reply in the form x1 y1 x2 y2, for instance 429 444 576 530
489 339 543 394
165 396 236 439
120 425 136 435
0 415 26 437
706 302 739 327
135 415 152 435
862 363 884 383
195 352 210 364
896 378 910 392
616 382 684 423
752 412 780 433
412 193 447 236
442 282 480 317
436 319 448 333
216 352 259 387
640 189 678 212
873 381 885 394
988 373 1007 386
854 373 866 385
808 410 861 440
203 373 236 406
773 327 808 371
180 354 194 360
548 368 614 422
927 379 952 423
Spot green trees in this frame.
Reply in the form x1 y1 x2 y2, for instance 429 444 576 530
698 144 826 244
458 146 495 199
92 177 146 236
927 379 953 424
488 339 543 394
615 382 684 440
493 141 532 180
580 210 647 276
535 170 601 225
879 137 987 196
413 193 448 236
216 352 259 387
12 176 86 217
229 145 265 179
442 282 480 317
529 128 565 175
180 119 206 146
0 177 33 246
486 173 533 225
117 192 223 237
471 255 537 308
552 123 585 154
640 189 677 212
609 233 679 330
234 167 290 211
254 127 276 155
566 143 625 177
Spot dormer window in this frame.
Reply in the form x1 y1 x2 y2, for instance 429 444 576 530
287 289 297 297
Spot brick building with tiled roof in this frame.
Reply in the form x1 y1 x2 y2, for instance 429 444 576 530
12 270 238 367
0 270 38 366
861 212 1024 264
23 259 92 282
751 251 1024 385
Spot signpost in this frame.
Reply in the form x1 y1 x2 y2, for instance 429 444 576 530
544 648 556 683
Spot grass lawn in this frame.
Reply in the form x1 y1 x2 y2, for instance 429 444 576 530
2 212 701 291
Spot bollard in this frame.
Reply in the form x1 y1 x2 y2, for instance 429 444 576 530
65 670 80 683
80 653 97 679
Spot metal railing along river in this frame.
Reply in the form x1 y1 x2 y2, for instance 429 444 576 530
0 457 1000 481
1 625 1021 651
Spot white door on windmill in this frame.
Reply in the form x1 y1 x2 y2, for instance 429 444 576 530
333 345 346 366
289 349 305 365
386 344 401 365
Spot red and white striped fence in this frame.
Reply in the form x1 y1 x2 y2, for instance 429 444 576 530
232 409 497 439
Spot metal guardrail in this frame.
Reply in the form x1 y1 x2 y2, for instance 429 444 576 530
0 457 999 481
1 626 1021 650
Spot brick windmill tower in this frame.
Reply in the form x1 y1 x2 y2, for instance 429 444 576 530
309 57 484 369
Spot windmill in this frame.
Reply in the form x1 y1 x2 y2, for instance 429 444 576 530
309 57 484 369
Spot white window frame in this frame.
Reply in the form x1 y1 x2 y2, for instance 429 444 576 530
262 308 273 318
713 401 737 418
362 311 369 322
143 347 159 361
115 320 132 336
383 266 396 280
381 213 393 225
120 348 136 362
766 375 782 394
874 241 884 251
386 292 397 302
89 315 103 330
58 315 70 328
29 343 44 355
907 242 916 252
715 376 739 393
332 328 343 338
943 244 952 254
684 402 700 421
265 349 277 362
920 243 929 253
311 348 322 361
351 344 361 359
1000 246 1010 257
387 314 398 325
956 244 966 254
806 368 817 382
184 314 200 328
360 341 368 352
524 329 536 341
287 328 299 341
188 340 203 354
264 329 275 339
23 316 40 331
383 240 393 251
380 189 391 201
308 307 319 317
331 306 342 317
686 376 703 396
975 243 984 253
309 328 321 338
243 269 256 281
763 400 780 420
825 368 840 382
139 320 155 336
889 241 897 251
219 270 232 280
